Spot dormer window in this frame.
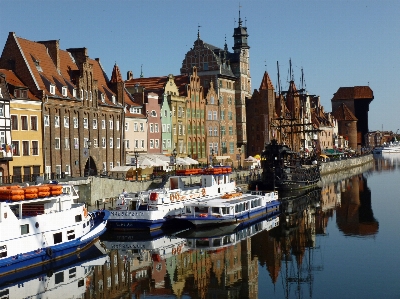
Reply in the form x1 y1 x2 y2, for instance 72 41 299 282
80 89 83 99
112 95 116 104
34 60 42 72
62 86 67 97
14 89 27 99
73 89 77 98
101 93 105 103
49 85 55 95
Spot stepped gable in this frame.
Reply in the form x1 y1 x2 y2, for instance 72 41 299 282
0 68 39 100
332 103 358 121
110 63 123 83
259 71 274 90
332 86 374 100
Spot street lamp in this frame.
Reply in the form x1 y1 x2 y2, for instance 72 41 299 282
172 148 177 174
87 140 92 176
134 149 139 181
211 148 214 166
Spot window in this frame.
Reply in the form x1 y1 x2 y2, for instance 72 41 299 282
21 224 29 235
213 111 218 120
109 138 113 148
83 118 88 129
155 139 159 148
50 85 55 95
162 124 166 132
134 123 138 132
54 116 60 127
220 111 225 120
203 62 208 70
125 139 130 149
166 124 170 132
55 138 60 149
140 123 144 132
151 110 157 117
208 111 212 120
208 127 212 136
125 122 129 131
73 89 77 98
109 120 113 130
229 126 233 135
0 104 3 117
214 127 218 136
65 138 69 149
93 139 98 148
101 93 105 103
150 139 154 148
11 140 20 156
73 117 78 128
230 142 234 154
111 95 116 104
22 141 29 156
117 138 120 148
210 96 215 104
62 86 67 97
134 139 139 148
21 116 28 130
93 119 97 129
150 124 154 133
29 116 37 131
140 140 145 148
155 124 159 133
102 120 106 129
32 141 38 155
116 121 119 131
11 115 18 130
74 138 79 149
64 116 69 128
102 137 106 148
110 162 113 170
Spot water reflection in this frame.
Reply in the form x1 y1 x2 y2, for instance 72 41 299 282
4 156 397 298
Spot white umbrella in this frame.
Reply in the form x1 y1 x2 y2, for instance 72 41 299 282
138 157 157 167
176 157 190 166
184 157 199 165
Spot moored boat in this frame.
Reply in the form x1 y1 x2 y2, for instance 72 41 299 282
173 190 280 228
107 166 236 231
372 141 400 154
0 183 109 277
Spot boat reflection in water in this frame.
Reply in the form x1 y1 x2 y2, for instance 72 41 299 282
0 240 108 298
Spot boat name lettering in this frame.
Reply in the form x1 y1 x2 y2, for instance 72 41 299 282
110 211 145 217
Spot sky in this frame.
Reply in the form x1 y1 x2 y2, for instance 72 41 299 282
1 0 399 132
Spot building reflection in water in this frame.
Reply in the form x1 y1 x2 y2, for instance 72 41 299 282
9 161 386 299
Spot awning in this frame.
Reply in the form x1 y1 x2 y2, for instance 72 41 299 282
110 166 133 172
183 157 199 165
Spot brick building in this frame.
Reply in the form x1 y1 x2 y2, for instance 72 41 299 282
0 33 124 178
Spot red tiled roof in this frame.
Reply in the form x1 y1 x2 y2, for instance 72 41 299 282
332 86 374 101
16 36 70 98
125 76 168 91
89 58 117 105
332 103 358 121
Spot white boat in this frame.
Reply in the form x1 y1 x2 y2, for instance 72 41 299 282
372 141 400 154
107 166 236 231
0 183 109 277
0 240 109 297
174 190 280 228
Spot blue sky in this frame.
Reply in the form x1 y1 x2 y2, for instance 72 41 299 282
1 0 399 132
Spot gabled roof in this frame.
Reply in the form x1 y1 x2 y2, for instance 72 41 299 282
259 71 274 90
332 103 358 121
125 76 168 92
110 64 123 83
89 58 118 106
0 68 39 100
332 86 374 101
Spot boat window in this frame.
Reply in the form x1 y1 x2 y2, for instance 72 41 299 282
185 207 191 214
221 207 229 215
235 205 238 213
213 239 222 246
251 200 255 208
245 202 249 210
212 207 220 214
55 271 65 284
195 207 208 213
0 245 7 257
75 214 82 222
53 232 62 244
20 224 29 235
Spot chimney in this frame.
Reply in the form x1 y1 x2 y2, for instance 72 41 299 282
38 40 60 71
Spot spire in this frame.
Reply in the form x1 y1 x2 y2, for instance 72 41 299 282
224 34 228 51
140 64 144 78
232 5 249 51
238 4 242 27
197 24 201 40
110 63 123 83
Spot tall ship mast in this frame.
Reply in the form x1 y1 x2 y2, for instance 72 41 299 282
249 60 321 191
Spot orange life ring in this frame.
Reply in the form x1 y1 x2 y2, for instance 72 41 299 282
24 193 38 199
38 186 50 192
38 191 50 198
7 185 21 190
24 187 39 194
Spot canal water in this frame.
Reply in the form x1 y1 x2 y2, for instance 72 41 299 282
1 154 399 299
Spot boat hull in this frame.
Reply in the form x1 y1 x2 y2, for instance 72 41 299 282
0 210 108 277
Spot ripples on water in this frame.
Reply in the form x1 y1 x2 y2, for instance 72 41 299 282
1 154 400 299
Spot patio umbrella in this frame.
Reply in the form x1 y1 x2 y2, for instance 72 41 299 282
138 157 157 167
184 157 199 165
